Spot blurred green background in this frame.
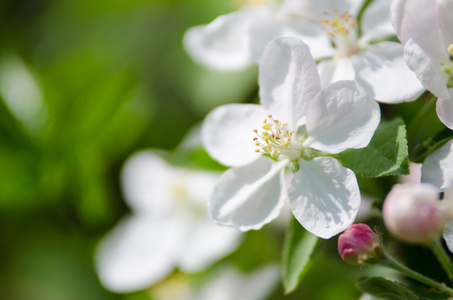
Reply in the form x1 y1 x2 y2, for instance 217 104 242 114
0 1 439 299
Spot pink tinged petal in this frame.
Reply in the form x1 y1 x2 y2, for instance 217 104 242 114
351 42 424 103
437 90 453 130
289 157 361 239
209 156 288 231
421 139 453 192
305 80 380 154
391 0 449 63
202 104 265 167
183 9 258 71
94 215 186 293
121 151 176 215
439 0 453 46
360 0 395 43
404 39 450 99
177 217 242 272
259 37 321 128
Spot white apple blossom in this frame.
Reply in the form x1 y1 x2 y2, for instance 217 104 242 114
202 37 380 239
150 264 279 300
391 0 453 129
95 151 241 293
184 0 424 103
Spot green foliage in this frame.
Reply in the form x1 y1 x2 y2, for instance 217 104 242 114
338 117 409 177
282 217 322 294
357 277 421 300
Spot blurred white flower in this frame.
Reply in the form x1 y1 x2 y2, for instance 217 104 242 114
202 37 380 239
95 151 242 293
184 0 423 103
391 0 453 128
150 264 279 300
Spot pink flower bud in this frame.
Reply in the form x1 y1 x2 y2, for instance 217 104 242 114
383 183 453 245
338 224 382 266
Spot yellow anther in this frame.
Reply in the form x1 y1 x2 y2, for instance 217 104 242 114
262 124 271 130
271 149 280 158
283 123 288 127
275 120 280 124
284 138 290 146
268 114 272 118
448 44 453 54
263 118 267 123
289 130 294 135
255 149 260 153
253 129 258 133
255 143 260 146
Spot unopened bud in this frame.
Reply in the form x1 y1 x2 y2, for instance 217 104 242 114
383 183 453 244
338 224 382 266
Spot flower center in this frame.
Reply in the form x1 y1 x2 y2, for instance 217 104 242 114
319 9 360 57
253 114 302 161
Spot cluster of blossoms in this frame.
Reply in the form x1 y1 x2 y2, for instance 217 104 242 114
96 0 453 297
185 0 453 240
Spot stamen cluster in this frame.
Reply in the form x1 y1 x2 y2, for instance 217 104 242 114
253 114 301 161
319 9 358 37
319 9 360 57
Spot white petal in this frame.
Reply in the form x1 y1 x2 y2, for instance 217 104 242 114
444 221 453 253
94 214 186 293
351 42 424 103
404 39 450 99
259 37 321 128
183 9 258 71
209 156 288 231
305 80 380 154
391 0 449 63
121 151 176 214
289 157 360 239
177 217 242 272
437 91 453 130
317 59 336 88
421 139 453 192
317 58 356 88
247 11 287 63
202 104 265 167
360 0 394 43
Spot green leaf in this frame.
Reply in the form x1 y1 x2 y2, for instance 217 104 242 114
337 117 409 177
282 217 322 294
357 277 421 300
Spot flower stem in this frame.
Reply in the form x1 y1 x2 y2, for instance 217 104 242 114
431 238 453 283
379 250 453 295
